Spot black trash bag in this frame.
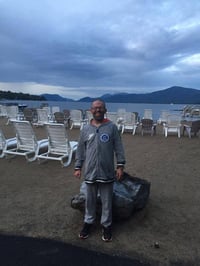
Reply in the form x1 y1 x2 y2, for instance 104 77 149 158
112 173 151 220
71 172 151 220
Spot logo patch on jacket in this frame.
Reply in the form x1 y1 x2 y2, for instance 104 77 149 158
100 133 110 142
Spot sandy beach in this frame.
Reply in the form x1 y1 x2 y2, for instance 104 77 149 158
0 117 200 266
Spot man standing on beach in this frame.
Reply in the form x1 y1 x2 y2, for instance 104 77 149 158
74 99 126 242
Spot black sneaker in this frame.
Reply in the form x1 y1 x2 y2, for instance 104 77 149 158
79 223 92 239
102 226 112 242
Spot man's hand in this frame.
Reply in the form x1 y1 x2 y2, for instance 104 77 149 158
74 169 81 179
116 167 124 181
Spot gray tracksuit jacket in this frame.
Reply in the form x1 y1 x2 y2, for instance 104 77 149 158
74 119 126 183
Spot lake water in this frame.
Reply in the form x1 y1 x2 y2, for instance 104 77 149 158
1 100 185 121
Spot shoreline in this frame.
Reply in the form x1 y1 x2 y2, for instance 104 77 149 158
0 100 187 121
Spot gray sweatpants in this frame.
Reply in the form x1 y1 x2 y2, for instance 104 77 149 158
84 182 113 227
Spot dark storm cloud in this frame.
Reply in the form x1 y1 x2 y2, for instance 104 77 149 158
0 0 200 98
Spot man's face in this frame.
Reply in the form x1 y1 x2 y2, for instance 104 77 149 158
90 100 106 121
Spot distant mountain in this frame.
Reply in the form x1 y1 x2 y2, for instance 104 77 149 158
1 86 199 104
41 94 74 102
78 97 93 102
78 86 200 104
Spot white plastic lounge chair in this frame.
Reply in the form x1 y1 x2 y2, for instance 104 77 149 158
42 106 51 116
157 110 170 125
116 108 126 122
4 120 48 162
143 109 153 120
33 108 49 126
0 105 7 117
121 112 138 135
85 110 93 124
0 129 17 158
37 123 78 167
163 114 182 138
106 112 118 124
70 109 86 130
116 109 126 131
6 105 21 124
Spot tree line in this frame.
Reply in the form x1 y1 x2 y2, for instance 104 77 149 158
0 90 46 101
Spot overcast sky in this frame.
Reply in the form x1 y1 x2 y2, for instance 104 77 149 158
0 0 200 100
